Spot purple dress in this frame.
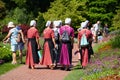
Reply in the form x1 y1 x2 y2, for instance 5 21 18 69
59 25 74 65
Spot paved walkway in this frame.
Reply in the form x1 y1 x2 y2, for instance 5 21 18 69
0 43 79 80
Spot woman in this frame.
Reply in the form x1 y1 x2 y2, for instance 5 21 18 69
26 20 40 69
77 23 93 69
41 21 56 69
59 18 74 71
53 21 61 66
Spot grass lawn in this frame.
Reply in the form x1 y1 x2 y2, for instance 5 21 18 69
0 62 21 75
0 56 26 76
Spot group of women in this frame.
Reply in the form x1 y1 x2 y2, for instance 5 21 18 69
25 18 93 71
26 18 74 71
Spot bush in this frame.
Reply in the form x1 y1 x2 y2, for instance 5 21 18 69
109 30 120 48
0 43 12 62
110 35 120 48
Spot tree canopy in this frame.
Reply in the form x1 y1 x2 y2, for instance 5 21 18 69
0 0 120 33
0 0 6 19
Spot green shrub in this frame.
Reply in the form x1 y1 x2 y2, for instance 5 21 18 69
109 30 120 48
0 43 12 62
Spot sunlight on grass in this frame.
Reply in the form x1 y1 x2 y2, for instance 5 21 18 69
0 62 20 75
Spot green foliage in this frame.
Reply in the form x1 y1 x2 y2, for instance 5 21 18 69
86 0 120 25
0 33 6 41
64 69 84 80
82 69 114 80
0 43 12 62
0 0 6 19
1 0 120 33
110 30 120 48
0 62 20 75
1 7 33 25
43 0 86 29
36 12 46 34
11 0 26 8
111 9 120 31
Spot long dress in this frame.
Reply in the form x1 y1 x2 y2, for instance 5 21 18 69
26 27 40 67
59 25 74 66
41 28 55 66
78 29 93 67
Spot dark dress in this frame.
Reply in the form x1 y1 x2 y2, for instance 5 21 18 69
26 27 40 67
78 29 93 67
41 28 55 66
59 25 74 65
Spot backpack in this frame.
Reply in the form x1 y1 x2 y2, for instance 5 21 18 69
80 32 89 47
54 29 59 41
61 28 70 43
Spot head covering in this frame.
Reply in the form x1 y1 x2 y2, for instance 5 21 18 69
81 22 86 28
80 20 89 29
84 20 89 27
16 26 21 30
65 18 71 24
53 21 60 27
8 22 15 28
85 20 89 25
30 20 36 26
46 21 51 27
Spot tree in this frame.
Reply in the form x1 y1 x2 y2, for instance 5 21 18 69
1 7 33 25
86 0 120 26
0 0 6 19
111 9 120 31
43 0 87 30
36 12 46 34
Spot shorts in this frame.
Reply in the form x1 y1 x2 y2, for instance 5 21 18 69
94 31 98 36
18 42 24 50
11 44 18 52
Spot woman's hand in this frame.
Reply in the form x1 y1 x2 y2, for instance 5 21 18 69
38 44 41 50
54 44 57 49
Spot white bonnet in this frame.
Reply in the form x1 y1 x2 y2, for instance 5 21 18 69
81 20 89 29
81 22 86 28
46 21 51 27
65 18 71 24
8 22 15 28
85 20 89 25
30 20 36 26
53 21 61 27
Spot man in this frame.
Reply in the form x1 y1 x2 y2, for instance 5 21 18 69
93 21 101 43
3 22 25 64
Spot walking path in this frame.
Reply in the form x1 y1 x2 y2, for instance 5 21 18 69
0 43 79 80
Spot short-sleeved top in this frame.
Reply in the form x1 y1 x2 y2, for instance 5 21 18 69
59 25 74 38
78 29 93 41
9 27 19 45
27 27 40 39
43 28 54 39
93 24 100 31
